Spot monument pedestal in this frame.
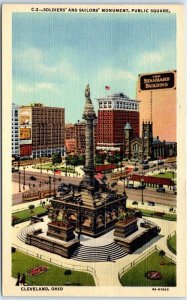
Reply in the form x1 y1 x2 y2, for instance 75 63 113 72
47 222 75 242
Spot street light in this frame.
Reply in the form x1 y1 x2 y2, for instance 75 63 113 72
77 199 83 240
53 170 56 196
141 176 144 205
18 171 21 192
23 166 26 186
49 176 51 197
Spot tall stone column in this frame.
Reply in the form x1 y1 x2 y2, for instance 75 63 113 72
82 85 97 187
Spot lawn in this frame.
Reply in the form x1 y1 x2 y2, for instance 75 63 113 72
167 234 176 255
12 206 47 221
120 251 176 287
12 250 95 286
154 171 176 180
139 208 177 221
34 163 75 173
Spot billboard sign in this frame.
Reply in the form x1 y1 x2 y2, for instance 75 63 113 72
20 128 31 140
140 72 175 91
19 107 32 125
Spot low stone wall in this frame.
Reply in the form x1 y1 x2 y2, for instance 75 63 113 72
115 224 160 254
25 234 79 258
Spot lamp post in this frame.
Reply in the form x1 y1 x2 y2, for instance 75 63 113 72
53 170 56 197
40 157 42 173
23 166 26 186
78 199 82 240
141 176 144 205
49 176 51 197
18 170 21 192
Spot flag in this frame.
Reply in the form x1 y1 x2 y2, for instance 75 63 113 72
105 86 110 90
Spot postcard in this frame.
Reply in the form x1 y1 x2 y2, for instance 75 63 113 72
2 3 186 297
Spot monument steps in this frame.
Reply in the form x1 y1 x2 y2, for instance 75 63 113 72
17 226 36 242
71 242 128 262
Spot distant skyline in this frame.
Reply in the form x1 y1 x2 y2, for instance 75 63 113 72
13 12 176 123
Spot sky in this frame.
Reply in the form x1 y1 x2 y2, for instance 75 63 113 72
12 12 176 123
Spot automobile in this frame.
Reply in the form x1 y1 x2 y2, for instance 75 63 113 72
158 161 164 165
126 184 134 189
156 187 165 193
143 165 150 170
133 167 139 171
12 168 18 173
147 201 155 206
135 185 146 190
30 176 37 181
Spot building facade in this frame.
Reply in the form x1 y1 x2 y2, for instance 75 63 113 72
124 121 177 160
65 123 76 154
74 121 86 155
97 93 139 152
19 103 65 158
137 70 176 142
12 103 20 156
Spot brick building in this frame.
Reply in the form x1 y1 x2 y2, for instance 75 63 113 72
19 103 65 158
65 123 76 153
97 93 139 153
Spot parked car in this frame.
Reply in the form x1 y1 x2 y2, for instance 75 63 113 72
30 176 37 181
143 165 150 170
111 181 117 187
156 187 165 193
133 167 139 171
135 185 146 190
12 168 18 173
147 201 155 206
126 184 134 189
158 161 164 165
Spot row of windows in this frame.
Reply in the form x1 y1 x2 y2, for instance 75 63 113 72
99 101 139 110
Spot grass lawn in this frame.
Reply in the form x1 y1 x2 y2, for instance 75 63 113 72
139 208 176 221
34 163 75 173
12 206 47 221
167 234 176 255
12 250 95 286
120 251 176 287
154 171 176 180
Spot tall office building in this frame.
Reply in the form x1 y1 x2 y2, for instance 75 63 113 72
137 70 176 142
12 103 20 156
65 123 76 154
19 103 65 158
97 93 139 152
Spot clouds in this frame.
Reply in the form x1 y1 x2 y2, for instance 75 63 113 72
12 12 176 122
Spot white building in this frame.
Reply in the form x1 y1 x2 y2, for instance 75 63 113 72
12 103 20 156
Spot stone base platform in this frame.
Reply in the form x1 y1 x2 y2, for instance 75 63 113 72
25 233 79 258
47 222 75 242
114 220 160 253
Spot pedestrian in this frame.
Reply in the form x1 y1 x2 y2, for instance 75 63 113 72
19 274 26 286
15 272 20 286
107 253 111 261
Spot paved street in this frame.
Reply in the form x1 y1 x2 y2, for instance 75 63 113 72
12 166 176 207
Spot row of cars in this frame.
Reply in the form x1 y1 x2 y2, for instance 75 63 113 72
126 183 166 193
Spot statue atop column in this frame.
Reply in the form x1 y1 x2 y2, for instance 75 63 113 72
83 84 96 120
85 84 91 101
82 85 96 187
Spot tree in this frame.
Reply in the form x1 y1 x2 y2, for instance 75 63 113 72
95 154 105 165
64 269 72 285
28 204 35 214
159 250 166 258
52 152 62 165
